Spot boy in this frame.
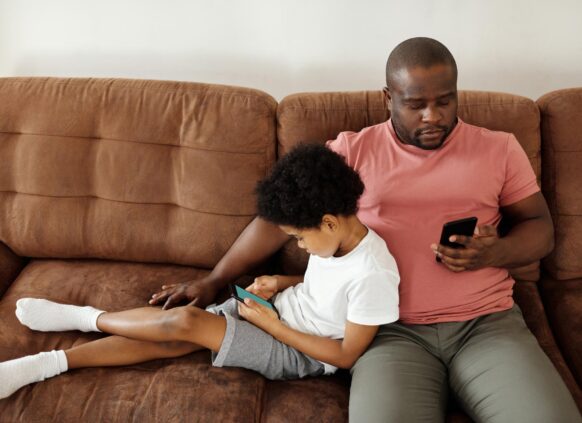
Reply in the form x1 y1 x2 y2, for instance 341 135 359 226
0 144 399 398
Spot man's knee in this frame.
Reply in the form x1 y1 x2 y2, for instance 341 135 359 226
349 344 447 423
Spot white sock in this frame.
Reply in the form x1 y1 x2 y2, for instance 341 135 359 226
0 350 68 399
16 298 105 332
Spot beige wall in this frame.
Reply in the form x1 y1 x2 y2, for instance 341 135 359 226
0 0 581 100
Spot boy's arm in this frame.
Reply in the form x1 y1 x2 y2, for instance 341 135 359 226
239 299 378 369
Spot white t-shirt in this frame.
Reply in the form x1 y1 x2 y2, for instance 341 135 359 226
273 227 400 373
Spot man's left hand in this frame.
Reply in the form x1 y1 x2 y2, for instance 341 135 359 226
431 224 503 272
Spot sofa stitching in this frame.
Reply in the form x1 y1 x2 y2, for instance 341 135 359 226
0 131 272 156
0 191 257 217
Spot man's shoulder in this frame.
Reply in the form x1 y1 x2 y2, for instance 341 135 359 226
458 119 513 145
337 121 389 143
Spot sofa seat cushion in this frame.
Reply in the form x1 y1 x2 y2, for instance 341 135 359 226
540 276 582 388
262 375 349 422
0 260 251 421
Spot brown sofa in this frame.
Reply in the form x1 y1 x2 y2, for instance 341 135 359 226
0 77 580 422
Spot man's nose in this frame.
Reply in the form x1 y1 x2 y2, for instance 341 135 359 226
422 105 442 124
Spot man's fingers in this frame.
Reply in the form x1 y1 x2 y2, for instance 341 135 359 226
445 263 466 272
437 245 470 259
149 292 168 304
448 235 477 247
441 255 473 268
161 283 176 290
162 294 181 310
189 295 202 308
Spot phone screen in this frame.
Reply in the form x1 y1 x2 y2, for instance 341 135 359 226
233 285 275 310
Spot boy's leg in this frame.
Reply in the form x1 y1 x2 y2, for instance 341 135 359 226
66 335 202 368
349 323 448 423
16 297 226 352
96 306 226 351
449 306 582 423
1 335 201 399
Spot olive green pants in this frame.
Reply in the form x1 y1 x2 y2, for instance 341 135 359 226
349 306 581 422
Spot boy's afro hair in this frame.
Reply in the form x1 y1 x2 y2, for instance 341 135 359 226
256 143 364 229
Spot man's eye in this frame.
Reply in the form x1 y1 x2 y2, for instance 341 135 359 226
437 101 450 106
408 104 423 110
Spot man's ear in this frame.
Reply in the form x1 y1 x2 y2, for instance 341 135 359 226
383 87 393 113
321 214 339 232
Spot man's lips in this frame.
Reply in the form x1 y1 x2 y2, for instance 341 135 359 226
419 130 444 139
418 127 446 136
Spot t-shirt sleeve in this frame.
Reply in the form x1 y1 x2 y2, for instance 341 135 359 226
346 270 399 326
499 134 540 207
326 132 351 165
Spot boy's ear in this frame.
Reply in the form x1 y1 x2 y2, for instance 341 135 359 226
321 214 339 232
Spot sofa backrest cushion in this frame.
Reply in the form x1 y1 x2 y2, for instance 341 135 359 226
0 78 277 268
277 90 541 281
538 88 582 280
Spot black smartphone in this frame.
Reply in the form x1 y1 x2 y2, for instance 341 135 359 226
436 217 478 262
230 284 280 317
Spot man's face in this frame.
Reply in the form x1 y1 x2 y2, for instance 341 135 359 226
385 64 458 150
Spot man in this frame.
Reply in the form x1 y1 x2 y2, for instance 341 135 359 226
150 38 581 422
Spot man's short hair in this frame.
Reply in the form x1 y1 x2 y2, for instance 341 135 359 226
386 37 457 88
256 144 364 229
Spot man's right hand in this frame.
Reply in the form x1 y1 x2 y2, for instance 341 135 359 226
149 278 219 310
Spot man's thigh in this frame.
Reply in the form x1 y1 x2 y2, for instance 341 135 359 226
349 324 448 423
450 306 581 423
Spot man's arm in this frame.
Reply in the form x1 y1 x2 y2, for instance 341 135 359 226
434 192 554 272
150 217 290 308
239 299 378 369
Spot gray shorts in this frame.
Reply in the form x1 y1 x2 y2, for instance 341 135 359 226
206 298 324 380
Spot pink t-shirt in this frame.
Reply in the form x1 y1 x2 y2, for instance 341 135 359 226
327 118 539 324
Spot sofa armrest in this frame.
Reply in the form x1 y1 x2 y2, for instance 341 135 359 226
0 242 26 297
513 279 582 411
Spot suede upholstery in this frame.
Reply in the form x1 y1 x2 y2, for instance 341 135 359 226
0 78 581 421
537 88 582 397
0 78 277 268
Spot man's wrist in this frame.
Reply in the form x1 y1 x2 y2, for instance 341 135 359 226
490 236 511 268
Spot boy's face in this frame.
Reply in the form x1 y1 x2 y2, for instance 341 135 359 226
280 222 340 258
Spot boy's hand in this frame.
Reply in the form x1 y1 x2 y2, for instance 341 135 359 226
238 298 280 332
246 275 279 300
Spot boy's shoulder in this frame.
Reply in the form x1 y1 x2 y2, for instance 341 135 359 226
342 228 398 278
